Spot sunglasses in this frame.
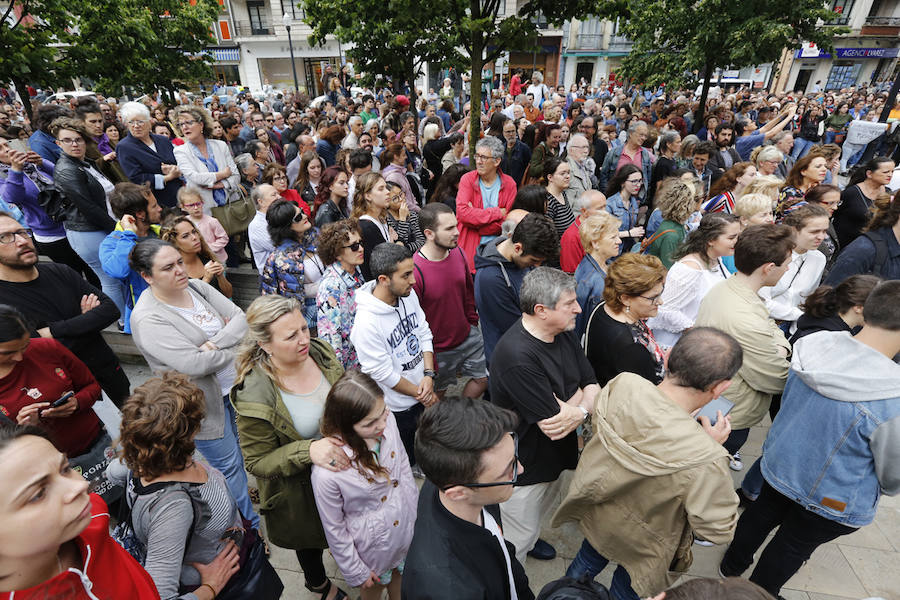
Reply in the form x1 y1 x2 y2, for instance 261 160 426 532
293 212 307 223
343 241 362 251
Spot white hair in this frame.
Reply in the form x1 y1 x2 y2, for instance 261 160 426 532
423 123 440 143
531 71 544 84
348 115 362 127
119 101 151 124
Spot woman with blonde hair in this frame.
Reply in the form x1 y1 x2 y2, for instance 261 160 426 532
733 193 775 228
574 211 621 338
583 253 668 386
231 295 349 600
161 214 233 297
751 145 784 178
643 178 698 269
742 174 782 205
352 171 396 280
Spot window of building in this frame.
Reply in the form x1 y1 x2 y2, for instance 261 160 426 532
829 0 855 24
280 0 304 20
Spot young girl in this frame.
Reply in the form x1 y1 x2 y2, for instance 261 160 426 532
178 186 229 263
311 371 417 600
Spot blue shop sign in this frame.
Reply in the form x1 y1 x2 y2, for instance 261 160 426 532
795 47 899 59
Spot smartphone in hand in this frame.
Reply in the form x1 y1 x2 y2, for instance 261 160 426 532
696 397 734 426
50 391 75 408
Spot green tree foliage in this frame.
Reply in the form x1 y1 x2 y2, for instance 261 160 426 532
69 0 220 101
596 0 846 130
0 0 78 120
302 0 595 155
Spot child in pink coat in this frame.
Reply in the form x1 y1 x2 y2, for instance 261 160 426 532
178 186 229 263
311 371 418 600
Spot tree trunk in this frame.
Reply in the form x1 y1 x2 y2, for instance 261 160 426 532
468 0 484 160
11 76 33 124
694 59 714 135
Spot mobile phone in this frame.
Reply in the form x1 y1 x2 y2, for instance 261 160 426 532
8 139 29 154
696 397 734 426
50 391 75 408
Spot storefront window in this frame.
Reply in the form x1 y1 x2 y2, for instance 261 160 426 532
825 61 862 90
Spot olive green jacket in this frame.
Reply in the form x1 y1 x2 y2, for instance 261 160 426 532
230 338 344 550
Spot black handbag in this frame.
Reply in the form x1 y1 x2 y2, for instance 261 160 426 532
217 528 283 600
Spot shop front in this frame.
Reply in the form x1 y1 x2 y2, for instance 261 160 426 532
790 45 899 91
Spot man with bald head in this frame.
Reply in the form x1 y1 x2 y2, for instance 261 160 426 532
559 190 607 273
247 184 281 270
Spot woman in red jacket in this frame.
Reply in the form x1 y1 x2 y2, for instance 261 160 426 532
0 425 160 600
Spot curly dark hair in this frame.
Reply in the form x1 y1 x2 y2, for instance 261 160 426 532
118 372 206 480
317 218 362 265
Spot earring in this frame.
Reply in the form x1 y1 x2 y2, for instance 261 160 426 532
625 305 631 313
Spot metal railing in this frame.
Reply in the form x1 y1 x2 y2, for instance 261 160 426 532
575 33 602 49
864 16 900 26
232 20 275 37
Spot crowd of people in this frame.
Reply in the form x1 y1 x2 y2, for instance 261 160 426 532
0 70 898 600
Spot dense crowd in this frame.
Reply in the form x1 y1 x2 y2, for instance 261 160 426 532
0 69 898 600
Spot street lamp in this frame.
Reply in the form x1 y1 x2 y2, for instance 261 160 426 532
282 11 300 93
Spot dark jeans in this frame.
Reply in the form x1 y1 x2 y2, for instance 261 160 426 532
91 359 131 408
723 427 750 456
295 548 328 589
566 539 640 600
720 482 856 596
393 402 425 466
35 237 100 287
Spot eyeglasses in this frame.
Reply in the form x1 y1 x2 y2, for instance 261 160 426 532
178 119 198 128
626 178 643 185
272 175 288 182
57 137 84 146
182 202 204 208
474 153 496 162
292 212 307 223
127 119 149 126
0 228 33 244
265 119 275 123
343 241 362 251
638 289 665 305
441 433 519 491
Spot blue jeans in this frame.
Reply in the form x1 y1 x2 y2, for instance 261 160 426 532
195 396 261 529
791 138 816 160
742 457 765 500
65 228 127 319
823 130 838 145
566 539 640 600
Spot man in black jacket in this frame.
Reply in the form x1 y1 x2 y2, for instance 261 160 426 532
0 213 130 406
403 398 534 600
707 123 741 182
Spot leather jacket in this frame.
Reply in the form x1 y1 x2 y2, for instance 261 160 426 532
54 154 116 232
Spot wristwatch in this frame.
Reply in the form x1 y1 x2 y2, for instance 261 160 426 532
423 369 437 378
579 406 589 420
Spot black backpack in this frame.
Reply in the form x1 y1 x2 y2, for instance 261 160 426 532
863 231 888 276
536 575 612 600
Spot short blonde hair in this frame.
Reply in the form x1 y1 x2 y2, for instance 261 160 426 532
753 145 783 167
734 193 773 219
742 174 782 201
579 212 620 249
603 253 667 312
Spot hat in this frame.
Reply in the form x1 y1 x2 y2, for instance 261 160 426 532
396 95 410 107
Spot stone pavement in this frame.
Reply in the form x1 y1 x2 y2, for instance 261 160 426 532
117 364 899 600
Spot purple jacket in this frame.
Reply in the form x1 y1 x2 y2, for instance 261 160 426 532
0 160 66 237
311 412 418 586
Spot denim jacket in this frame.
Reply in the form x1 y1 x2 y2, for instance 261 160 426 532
761 331 900 527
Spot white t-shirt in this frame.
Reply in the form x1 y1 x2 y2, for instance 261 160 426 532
482 509 518 600
167 290 236 395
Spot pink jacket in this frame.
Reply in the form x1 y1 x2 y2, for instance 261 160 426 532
456 170 516 272
310 412 418 586
191 214 229 263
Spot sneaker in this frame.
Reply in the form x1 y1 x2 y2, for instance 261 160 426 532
694 537 715 547
527 538 556 560
729 451 743 471
411 464 425 479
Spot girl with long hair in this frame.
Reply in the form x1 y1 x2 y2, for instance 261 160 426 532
294 151 324 208
312 165 350 228
311 371 417 600
352 172 396 281
703 162 757 214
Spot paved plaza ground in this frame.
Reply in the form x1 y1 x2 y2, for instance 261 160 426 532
115 358 898 600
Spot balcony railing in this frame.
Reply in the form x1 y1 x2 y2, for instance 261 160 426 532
233 20 275 36
609 35 633 51
864 16 900 26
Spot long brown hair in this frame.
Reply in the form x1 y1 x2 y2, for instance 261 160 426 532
161 215 217 264
351 172 387 219
313 165 347 218
784 153 825 189
294 150 323 193
708 162 752 198
320 371 389 481
865 191 900 231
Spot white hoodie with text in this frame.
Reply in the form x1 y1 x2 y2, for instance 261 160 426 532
350 280 434 411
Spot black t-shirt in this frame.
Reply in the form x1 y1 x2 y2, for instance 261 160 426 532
584 303 665 387
0 263 120 371
490 319 597 486
834 184 875 249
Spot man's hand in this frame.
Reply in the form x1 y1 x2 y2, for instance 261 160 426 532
417 376 436 406
80 294 100 314
698 412 732 445
538 396 585 441
8 149 27 171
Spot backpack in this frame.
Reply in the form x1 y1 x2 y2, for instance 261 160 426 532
863 231 889 276
536 575 611 600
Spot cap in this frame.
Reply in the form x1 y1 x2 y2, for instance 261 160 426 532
396 95 410 107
